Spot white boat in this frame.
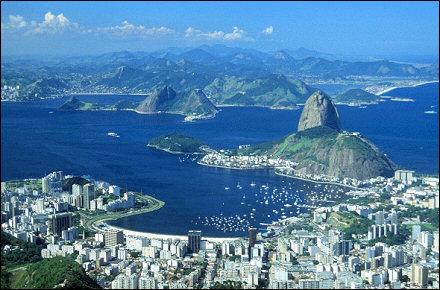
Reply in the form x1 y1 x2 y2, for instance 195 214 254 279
224 187 230 190
250 181 256 187
424 110 437 114
107 132 120 138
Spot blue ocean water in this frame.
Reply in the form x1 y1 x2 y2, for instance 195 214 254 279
1 82 438 236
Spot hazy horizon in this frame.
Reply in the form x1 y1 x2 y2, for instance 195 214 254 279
1 1 439 63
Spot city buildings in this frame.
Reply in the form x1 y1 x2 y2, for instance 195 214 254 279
1 171 439 289
49 212 72 237
188 230 202 254
104 230 124 247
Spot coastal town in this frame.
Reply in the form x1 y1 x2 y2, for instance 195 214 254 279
1 169 438 289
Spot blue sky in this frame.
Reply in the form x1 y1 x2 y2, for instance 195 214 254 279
1 1 438 61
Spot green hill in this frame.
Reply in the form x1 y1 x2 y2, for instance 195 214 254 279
12 256 101 289
1 231 44 268
204 75 316 108
241 126 396 180
58 96 102 111
148 133 208 154
333 88 381 105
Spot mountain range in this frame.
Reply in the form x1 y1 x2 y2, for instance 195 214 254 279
2 45 438 107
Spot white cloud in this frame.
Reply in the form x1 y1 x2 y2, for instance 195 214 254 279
8 15 27 29
223 26 245 40
185 26 201 37
186 26 249 41
2 12 80 35
262 26 274 35
31 12 79 34
97 21 174 37
1 15 27 33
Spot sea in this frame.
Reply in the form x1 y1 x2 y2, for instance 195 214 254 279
1 82 438 237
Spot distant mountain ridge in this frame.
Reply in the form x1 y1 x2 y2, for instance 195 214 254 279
2 45 438 103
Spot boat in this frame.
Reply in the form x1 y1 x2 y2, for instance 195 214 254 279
224 187 230 190
250 181 256 187
107 132 120 138
424 110 437 114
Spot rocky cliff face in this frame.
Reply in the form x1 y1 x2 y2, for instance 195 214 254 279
136 86 218 117
297 91 341 132
136 86 177 113
58 96 83 111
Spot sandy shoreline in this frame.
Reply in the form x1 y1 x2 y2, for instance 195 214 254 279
377 80 439 96
102 223 241 242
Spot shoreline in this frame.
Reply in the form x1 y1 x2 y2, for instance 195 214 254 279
376 80 439 96
216 104 300 111
147 144 204 155
197 161 269 171
274 171 360 190
198 161 359 189
102 224 241 242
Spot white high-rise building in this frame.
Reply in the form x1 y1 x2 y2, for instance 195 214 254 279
109 185 121 197
42 177 50 194
139 276 157 289
35 198 45 214
72 184 83 196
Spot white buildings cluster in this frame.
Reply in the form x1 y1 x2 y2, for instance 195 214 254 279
1 171 439 289
200 152 297 170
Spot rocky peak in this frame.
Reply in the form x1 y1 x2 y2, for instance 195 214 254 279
298 91 341 132
156 86 177 100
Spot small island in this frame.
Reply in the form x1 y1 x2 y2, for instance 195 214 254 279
332 88 382 106
57 87 219 121
58 96 104 111
148 133 210 154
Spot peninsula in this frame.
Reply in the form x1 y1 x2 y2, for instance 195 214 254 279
156 90 397 184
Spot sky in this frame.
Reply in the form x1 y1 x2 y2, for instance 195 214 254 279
1 1 439 61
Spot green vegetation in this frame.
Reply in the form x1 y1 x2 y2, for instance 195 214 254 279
270 126 339 159
328 211 374 237
401 206 439 226
333 88 381 105
148 133 207 154
235 138 281 156
12 256 101 289
335 135 377 158
1 271 11 289
204 75 315 108
1 231 45 289
4 179 42 192
1 231 45 268
58 96 103 111
62 176 90 192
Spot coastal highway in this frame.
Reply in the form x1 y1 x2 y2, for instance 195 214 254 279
79 193 165 233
